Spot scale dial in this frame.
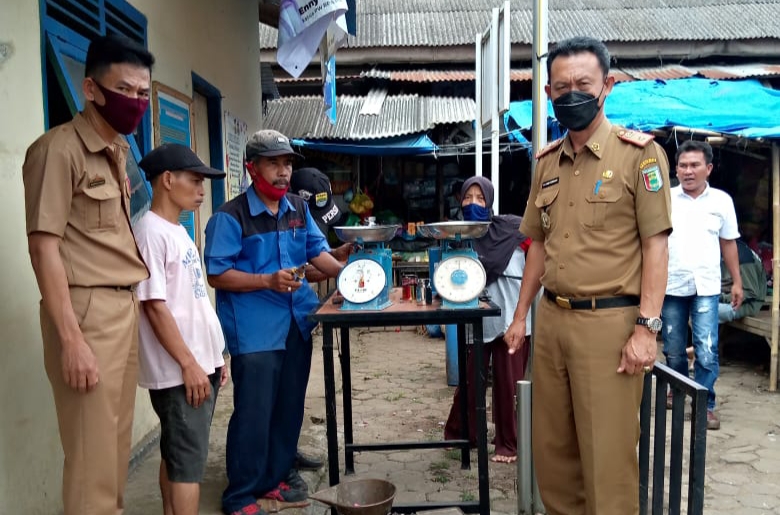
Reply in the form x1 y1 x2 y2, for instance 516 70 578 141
433 255 487 304
338 259 387 304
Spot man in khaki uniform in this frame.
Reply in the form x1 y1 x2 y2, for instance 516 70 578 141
23 35 154 515
505 36 672 515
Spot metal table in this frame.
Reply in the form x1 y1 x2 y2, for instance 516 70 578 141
309 287 500 515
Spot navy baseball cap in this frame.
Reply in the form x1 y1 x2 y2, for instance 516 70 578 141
290 167 342 234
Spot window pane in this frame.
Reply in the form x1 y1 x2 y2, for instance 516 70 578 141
60 52 86 109
126 146 151 223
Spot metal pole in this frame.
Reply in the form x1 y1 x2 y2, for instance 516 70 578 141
490 8 501 213
771 142 779 391
475 32 483 177
528 1 549 513
516 381 533 515
531 0 549 173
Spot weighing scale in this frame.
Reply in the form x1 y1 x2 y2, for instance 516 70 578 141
418 221 490 309
334 225 399 311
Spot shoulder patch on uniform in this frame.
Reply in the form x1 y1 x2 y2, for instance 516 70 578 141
642 165 663 192
534 138 564 159
617 129 655 148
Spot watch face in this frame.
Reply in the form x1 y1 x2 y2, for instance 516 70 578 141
337 259 387 304
648 318 663 332
433 255 486 303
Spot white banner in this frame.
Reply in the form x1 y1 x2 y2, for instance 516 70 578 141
277 0 348 78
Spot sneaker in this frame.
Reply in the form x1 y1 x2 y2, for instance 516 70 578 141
286 468 308 492
230 504 267 515
294 451 324 470
263 481 308 503
707 410 721 430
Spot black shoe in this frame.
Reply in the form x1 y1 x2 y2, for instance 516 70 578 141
286 468 308 492
294 451 324 470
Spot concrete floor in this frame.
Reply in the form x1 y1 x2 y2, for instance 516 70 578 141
124 326 780 514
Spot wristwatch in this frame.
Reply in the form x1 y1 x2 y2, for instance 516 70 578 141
636 316 663 334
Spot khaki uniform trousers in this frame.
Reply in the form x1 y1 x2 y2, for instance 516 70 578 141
41 286 139 515
533 296 644 515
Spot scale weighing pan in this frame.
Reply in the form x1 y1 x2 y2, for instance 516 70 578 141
334 225 400 243
417 221 491 240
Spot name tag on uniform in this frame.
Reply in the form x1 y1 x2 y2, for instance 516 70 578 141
542 177 559 189
88 176 106 188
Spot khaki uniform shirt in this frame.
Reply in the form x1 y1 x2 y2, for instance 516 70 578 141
520 119 672 298
24 104 149 287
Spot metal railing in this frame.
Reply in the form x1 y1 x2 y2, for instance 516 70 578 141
639 363 708 515
517 363 708 515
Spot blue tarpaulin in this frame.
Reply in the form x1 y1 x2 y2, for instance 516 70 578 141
505 78 780 140
291 133 438 156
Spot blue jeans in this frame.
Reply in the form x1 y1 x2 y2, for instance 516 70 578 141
661 295 720 410
222 322 312 513
718 303 737 323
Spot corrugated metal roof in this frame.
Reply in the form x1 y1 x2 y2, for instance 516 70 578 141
262 95 476 140
274 73 361 83
693 63 780 79
618 65 697 81
360 68 533 82
355 63 780 84
259 0 780 49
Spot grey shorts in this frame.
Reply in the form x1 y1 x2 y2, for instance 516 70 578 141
149 368 222 483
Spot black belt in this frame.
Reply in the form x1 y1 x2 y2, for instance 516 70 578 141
100 285 135 292
544 290 639 310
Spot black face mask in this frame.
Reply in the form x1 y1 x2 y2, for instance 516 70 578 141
552 87 604 132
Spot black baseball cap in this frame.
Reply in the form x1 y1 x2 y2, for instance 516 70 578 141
290 167 343 234
245 129 304 161
139 143 225 181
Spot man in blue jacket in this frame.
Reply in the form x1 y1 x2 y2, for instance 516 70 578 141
205 130 342 515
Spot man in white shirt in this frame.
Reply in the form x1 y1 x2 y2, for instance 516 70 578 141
135 144 229 515
663 140 743 430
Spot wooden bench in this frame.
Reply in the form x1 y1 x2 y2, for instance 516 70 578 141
724 308 779 391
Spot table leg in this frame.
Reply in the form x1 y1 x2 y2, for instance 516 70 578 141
340 326 355 474
472 321 490 515
322 323 340 490
457 323 471 470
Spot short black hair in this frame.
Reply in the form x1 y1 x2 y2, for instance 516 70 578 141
547 36 611 82
676 140 714 165
85 35 155 79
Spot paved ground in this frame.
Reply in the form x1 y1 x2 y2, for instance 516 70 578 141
125 325 780 514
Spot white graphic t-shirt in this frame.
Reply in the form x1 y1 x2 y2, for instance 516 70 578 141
134 211 225 389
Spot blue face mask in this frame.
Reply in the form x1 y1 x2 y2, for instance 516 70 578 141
462 203 490 221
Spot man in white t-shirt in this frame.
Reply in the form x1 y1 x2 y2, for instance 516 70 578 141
662 140 742 431
135 143 228 515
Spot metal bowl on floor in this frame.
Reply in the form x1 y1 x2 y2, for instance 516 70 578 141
417 221 491 240
310 479 396 515
334 225 400 243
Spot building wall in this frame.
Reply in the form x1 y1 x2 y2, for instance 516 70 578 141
0 1 261 512
0 3 64 513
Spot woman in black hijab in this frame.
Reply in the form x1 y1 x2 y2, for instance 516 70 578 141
443 176 532 463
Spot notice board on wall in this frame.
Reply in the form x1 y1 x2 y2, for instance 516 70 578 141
224 110 249 201
151 81 198 243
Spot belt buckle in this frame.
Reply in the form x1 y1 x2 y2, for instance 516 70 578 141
555 295 572 309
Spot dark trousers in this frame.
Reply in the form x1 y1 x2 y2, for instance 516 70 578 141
444 336 530 456
222 322 312 513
